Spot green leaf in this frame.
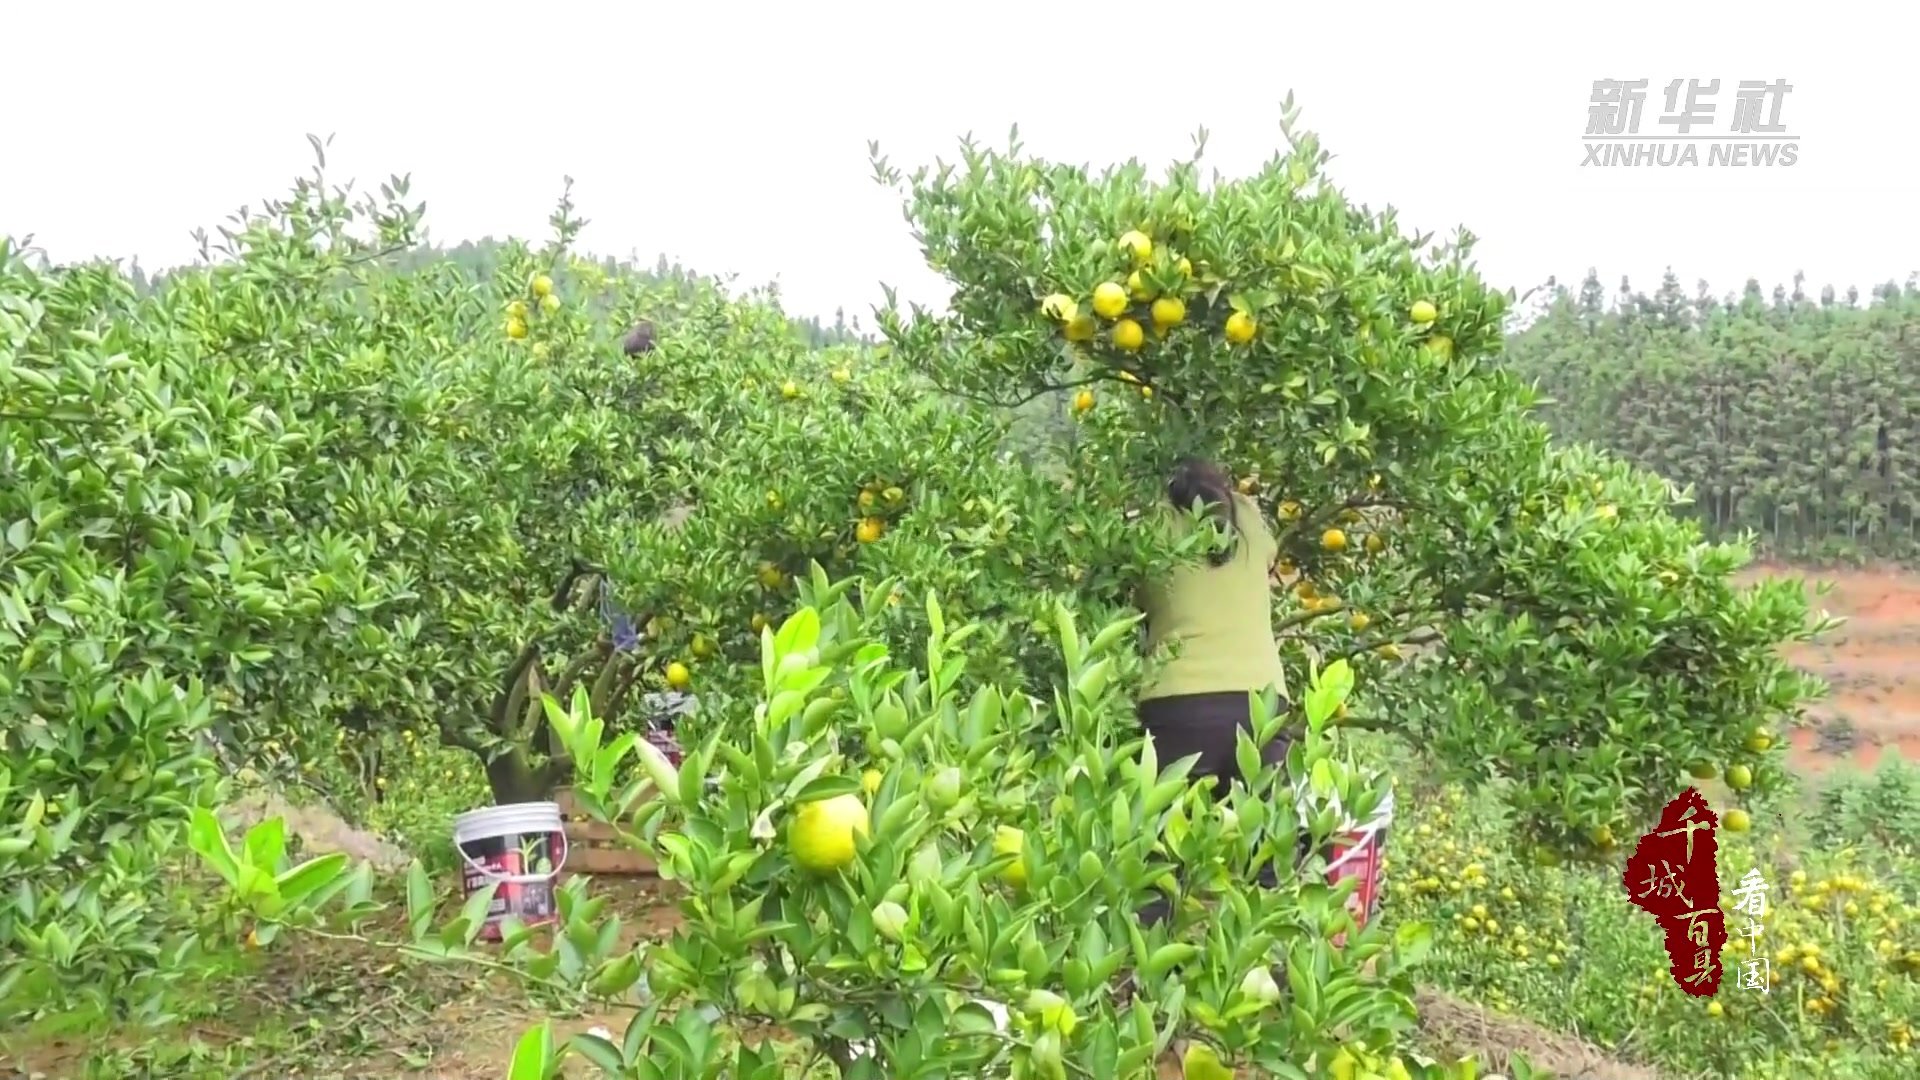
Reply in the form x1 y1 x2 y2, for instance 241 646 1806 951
406 860 433 936
567 1032 627 1075
274 853 349 908
507 1022 556 1080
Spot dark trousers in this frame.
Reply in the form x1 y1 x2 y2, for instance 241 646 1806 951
1136 690 1304 927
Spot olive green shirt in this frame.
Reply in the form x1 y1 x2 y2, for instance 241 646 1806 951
1138 493 1287 702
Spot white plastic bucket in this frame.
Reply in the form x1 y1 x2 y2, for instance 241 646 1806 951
1295 784 1394 948
452 801 570 942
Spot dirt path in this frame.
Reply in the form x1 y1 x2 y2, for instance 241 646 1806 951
1739 563 1920 773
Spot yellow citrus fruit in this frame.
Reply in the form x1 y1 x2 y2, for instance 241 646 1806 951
1041 293 1077 321
758 562 786 589
1364 533 1386 554
1349 612 1370 631
831 367 851 383
1278 500 1303 521
530 342 550 361
1376 643 1402 660
856 517 885 543
994 825 1027 888
857 489 877 511
1127 270 1153 302
790 794 869 874
1726 764 1754 790
1151 296 1187 328
1725 809 1752 832
1321 528 1348 552
1139 386 1153 400
691 634 716 659
1427 335 1454 359
1064 313 1097 342
505 318 529 340
1111 319 1145 351
1706 1000 1724 1018
1176 256 1194 279
751 612 770 633
540 293 561 314
1073 389 1095 413
1746 730 1775 753
1092 282 1129 319
861 769 883 796
1225 310 1257 344
883 486 905 505
1119 230 1152 265
1596 504 1618 521
1410 299 1438 324
505 300 528 320
531 274 554 298
665 662 692 690
1687 761 1718 780
1182 1043 1234 1080
781 380 801 400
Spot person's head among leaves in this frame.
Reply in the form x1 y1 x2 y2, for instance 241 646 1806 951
623 320 655 356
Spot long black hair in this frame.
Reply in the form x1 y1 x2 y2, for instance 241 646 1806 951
1167 457 1241 566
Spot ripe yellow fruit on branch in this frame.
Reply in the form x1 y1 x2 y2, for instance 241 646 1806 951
1176 256 1193 279
540 293 561 314
1151 296 1187 328
1321 528 1348 552
1410 299 1437 324
505 300 528 320
1726 764 1754 790
1092 282 1129 319
1746 729 1775 752
1119 229 1153 265
994 825 1027 888
1111 318 1145 351
531 273 554 298
1073 389 1095 413
1348 612 1370 631
1277 500 1303 521
831 367 851 384
856 517 885 543
790 793 869 874
665 661 692 689
1127 271 1153 302
1725 808 1751 832
1426 335 1453 359
781 380 801 400
1225 311 1256 344
1041 293 1077 321
505 318 528 340
1065 314 1096 342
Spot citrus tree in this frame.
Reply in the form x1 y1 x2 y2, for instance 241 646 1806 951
865 101 1826 854
197 581 1509 1080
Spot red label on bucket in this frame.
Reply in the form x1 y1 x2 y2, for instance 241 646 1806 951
458 835 559 942
1325 823 1388 949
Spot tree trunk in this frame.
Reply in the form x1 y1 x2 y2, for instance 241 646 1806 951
485 746 561 805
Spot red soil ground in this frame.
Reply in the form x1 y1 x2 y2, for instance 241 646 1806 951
1740 563 1920 773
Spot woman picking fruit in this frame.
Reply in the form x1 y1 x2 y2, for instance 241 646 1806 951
1133 457 1298 925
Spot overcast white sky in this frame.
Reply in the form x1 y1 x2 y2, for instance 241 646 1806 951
8 2 1913 321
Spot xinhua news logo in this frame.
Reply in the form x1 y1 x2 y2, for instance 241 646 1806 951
1584 78 1798 168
